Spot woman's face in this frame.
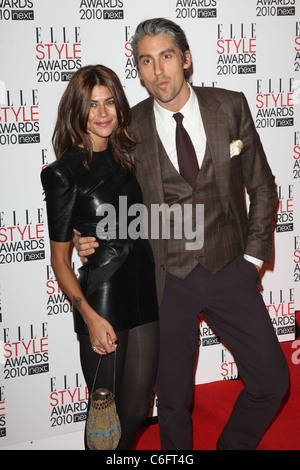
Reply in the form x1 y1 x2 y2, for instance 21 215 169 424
86 85 118 151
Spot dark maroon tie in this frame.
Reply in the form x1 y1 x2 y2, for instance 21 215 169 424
173 112 199 187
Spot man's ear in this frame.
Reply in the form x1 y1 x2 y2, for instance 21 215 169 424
137 66 142 81
136 67 146 88
183 50 192 70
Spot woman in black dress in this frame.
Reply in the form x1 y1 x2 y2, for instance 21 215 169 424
41 65 159 450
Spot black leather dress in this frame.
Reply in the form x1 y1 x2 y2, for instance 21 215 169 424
41 145 158 334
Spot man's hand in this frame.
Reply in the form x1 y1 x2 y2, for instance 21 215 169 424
73 229 99 263
244 254 262 273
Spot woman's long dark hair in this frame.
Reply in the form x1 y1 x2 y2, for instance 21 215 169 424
52 64 136 175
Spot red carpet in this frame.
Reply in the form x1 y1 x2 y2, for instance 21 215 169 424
133 340 300 450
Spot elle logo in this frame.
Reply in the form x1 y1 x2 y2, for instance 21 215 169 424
0 340 4 365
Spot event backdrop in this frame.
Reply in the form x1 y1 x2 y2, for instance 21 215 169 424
0 0 299 450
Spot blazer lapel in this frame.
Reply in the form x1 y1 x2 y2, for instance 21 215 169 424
134 98 165 206
134 89 231 216
195 88 230 217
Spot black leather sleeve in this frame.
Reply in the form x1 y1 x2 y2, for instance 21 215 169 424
41 162 78 242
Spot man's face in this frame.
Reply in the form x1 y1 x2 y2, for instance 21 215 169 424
136 34 191 112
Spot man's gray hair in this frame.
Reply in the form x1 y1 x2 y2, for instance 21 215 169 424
131 18 192 79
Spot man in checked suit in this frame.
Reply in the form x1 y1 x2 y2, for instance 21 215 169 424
76 18 289 450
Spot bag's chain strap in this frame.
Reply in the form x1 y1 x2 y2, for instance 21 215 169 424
91 348 117 396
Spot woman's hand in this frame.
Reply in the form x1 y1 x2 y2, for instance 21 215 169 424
88 313 118 355
73 229 98 263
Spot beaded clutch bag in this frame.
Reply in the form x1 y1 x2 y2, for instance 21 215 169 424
86 351 121 450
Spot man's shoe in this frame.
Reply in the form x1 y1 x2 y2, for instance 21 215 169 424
216 435 228 450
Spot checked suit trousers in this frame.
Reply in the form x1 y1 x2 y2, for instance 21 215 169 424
155 255 289 450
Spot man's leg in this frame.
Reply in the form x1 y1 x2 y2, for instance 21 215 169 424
201 255 289 450
156 272 201 450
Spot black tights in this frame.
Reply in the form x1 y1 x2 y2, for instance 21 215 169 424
79 321 159 450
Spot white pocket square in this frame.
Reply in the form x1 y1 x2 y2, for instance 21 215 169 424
230 140 243 158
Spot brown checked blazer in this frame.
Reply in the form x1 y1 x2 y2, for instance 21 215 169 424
130 86 278 304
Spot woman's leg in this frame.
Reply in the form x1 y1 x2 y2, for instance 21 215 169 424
116 321 159 449
78 320 159 450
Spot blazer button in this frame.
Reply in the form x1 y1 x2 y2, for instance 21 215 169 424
160 264 166 271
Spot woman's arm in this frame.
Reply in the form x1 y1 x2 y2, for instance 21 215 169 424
50 239 117 355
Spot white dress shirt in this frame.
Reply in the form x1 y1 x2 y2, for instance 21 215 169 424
153 84 263 269
154 83 206 171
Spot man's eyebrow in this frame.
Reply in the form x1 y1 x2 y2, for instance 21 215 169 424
138 48 176 61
